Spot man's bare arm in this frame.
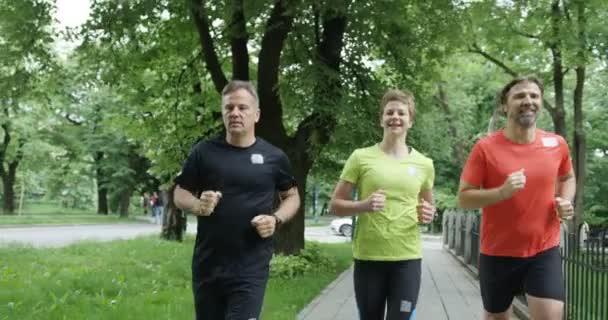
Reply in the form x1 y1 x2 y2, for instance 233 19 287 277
174 185 200 212
457 180 504 209
274 186 300 223
556 170 576 202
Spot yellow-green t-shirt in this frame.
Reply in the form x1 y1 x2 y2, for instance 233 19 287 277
340 144 435 261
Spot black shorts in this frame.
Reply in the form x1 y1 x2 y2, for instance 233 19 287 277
354 259 421 320
479 246 564 313
193 276 268 320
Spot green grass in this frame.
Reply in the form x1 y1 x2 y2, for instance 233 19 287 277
0 237 352 320
11 200 97 216
0 200 143 226
0 215 140 226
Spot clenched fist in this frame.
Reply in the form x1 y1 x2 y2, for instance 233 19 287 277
555 197 574 220
499 169 526 200
417 198 436 224
196 191 222 216
365 189 386 212
251 215 277 238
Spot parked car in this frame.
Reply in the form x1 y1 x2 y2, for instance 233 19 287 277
330 217 353 237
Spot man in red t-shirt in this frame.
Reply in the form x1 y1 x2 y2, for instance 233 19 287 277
458 76 576 320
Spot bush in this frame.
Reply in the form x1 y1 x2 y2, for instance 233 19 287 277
270 243 337 279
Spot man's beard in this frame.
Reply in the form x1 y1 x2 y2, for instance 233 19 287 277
515 113 537 128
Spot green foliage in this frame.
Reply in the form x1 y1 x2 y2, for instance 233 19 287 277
70 0 466 187
0 0 58 213
2 0 607 230
270 242 338 279
581 70 608 226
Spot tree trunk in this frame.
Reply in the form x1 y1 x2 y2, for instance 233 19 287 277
0 140 24 214
95 152 109 215
97 187 108 214
118 189 132 217
0 121 23 214
272 8 346 255
572 0 587 230
1 165 17 214
161 185 187 241
272 148 309 254
549 0 567 138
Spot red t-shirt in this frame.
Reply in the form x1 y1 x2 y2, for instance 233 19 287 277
461 129 573 257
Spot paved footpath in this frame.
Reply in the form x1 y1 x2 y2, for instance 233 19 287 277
0 223 346 248
298 235 520 320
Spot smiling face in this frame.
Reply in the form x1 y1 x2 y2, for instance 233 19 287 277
503 81 543 129
221 88 260 137
381 100 412 136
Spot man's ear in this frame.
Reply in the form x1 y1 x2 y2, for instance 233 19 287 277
500 104 507 116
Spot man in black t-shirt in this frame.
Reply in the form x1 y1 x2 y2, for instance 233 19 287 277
174 80 300 320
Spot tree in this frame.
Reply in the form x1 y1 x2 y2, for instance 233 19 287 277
75 0 462 250
0 0 55 213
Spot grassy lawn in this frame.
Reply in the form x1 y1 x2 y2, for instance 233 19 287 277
14 200 97 216
0 237 352 320
0 215 140 226
0 200 142 226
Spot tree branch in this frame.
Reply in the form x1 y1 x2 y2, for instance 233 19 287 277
294 9 347 167
176 50 203 87
65 114 84 125
0 121 10 163
257 0 295 142
469 43 518 77
504 16 541 39
562 0 572 21
11 138 26 166
313 3 321 48
191 0 228 93
229 0 249 80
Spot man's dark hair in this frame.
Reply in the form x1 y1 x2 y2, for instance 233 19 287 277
498 75 544 106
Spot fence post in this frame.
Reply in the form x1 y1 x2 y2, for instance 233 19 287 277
464 213 475 264
455 212 465 256
449 213 457 250
442 209 451 246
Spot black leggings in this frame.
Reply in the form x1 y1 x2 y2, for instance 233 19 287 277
354 259 421 320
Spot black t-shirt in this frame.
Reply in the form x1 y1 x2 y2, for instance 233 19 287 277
175 136 296 281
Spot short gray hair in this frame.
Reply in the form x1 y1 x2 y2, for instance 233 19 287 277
221 80 259 108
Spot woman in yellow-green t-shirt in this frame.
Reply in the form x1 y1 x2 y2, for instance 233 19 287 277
329 89 436 320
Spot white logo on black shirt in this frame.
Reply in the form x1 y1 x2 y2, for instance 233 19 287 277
251 153 264 164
